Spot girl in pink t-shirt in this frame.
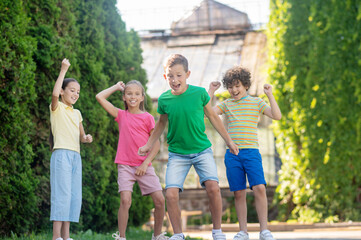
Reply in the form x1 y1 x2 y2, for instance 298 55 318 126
96 80 168 240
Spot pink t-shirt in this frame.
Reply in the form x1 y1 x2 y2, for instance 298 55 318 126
114 109 155 166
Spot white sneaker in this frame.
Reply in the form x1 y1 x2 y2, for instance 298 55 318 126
233 231 250 240
169 234 185 240
152 232 169 240
55 238 63 240
112 231 126 240
66 238 73 240
212 232 227 240
260 230 275 240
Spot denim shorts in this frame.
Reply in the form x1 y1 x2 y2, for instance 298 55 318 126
50 149 82 222
225 148 266 191
165 147 219 192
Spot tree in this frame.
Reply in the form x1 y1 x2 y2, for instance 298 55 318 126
267 0 361 222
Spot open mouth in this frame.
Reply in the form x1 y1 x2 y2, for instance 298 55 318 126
172 83 181 90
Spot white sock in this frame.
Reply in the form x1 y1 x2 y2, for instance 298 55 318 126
212 229 222 234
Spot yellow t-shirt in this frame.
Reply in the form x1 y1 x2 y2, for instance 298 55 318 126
50 101 83 153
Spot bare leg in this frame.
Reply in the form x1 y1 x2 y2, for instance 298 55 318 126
234 190 247 232
166 188 182 234
118 191 132 237
253 184 268 231
61 221 70 240
150 190 166 236
53 221 62 240
204 180 222 230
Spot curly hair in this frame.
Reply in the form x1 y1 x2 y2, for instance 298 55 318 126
222 66 251 90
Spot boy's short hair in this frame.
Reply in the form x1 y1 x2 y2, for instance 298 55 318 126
222 66 251 90
164 54 189 72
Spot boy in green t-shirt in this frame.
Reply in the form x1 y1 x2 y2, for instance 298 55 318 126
139 54 238 240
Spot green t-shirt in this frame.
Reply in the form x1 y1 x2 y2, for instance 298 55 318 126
158 85 212 154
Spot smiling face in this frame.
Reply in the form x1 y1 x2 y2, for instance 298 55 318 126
164 64 190 95
227 80 248 100
60 81 80 106
123 83 144 112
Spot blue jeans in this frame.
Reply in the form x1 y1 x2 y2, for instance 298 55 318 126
165 147 219 192
50 149 82 222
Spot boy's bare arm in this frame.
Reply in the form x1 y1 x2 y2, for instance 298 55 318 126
208 81 223 115
51 58 70 111
204 102 239 155
138 114 168 156
135 139 160 176
263 84 282 120
96 82 125 118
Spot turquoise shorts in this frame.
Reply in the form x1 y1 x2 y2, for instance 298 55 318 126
165 147 219 192
50 149 82 222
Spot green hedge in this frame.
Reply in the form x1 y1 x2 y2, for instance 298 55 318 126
0 0 38 234
1 0 153 236
267 0 361 222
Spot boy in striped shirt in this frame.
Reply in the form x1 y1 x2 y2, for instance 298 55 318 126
208 66 281 240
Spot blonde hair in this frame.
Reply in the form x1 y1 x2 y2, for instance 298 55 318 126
123 80 146 111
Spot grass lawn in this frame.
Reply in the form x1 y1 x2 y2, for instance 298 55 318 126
2 227 202 240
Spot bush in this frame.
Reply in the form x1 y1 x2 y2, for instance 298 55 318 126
1 0 153 235
267 0 361 222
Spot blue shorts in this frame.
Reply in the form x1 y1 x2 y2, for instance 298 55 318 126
166 147 219 192
50 149 82 222
225 148 266 191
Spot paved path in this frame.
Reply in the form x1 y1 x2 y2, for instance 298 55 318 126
183 227 361 240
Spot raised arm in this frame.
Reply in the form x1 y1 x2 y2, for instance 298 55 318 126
138 114 168 156
96 81 125 118
204 102 239 155
51 58 70 111
208 81 223 115
263 84 282 120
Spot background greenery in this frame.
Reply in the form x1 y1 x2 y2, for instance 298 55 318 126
2 0 361 237
267 0 361 222
0 0 152 236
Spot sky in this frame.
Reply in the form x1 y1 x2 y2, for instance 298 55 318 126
116 0 270 31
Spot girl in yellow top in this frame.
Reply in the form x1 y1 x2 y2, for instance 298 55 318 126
50 58 93 240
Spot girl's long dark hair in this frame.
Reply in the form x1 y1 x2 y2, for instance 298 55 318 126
49 78 79 150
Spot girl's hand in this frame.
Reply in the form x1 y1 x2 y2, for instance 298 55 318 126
264 84 273 95
83 134 93 143
135 162 148 176
61 58 71 72
116 81 125 92
209 81 221 92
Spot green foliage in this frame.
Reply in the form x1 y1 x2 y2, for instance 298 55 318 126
1 0 153 236
2 227 171 240
267 0 361 222
0 0 38 235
